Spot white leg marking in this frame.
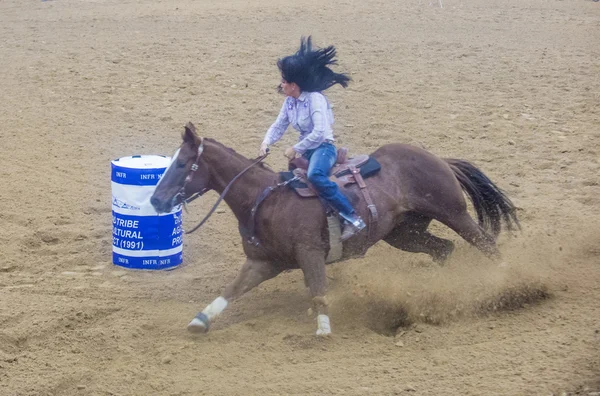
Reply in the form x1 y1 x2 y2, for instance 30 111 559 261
203 296 228 321
187 296 229 333
316 314 332 336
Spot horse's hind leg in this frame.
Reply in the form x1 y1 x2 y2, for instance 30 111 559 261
187 258 282 333
441 212 500 260
384 213 455 264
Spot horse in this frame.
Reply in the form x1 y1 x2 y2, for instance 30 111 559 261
150 122 520 336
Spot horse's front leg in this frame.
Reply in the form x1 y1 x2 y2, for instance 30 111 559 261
297 246 331 336
187 258 280 333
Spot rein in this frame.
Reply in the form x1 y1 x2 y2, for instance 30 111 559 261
183 150 270 235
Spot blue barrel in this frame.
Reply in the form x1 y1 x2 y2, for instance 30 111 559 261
111 155 183 270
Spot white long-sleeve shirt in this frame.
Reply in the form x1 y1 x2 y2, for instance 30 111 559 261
262 91 335 154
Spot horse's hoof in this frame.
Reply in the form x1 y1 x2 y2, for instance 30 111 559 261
316 329 332 337
433 241 455 265
187 313 210 334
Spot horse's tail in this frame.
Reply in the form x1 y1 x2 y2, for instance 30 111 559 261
445 159 521 238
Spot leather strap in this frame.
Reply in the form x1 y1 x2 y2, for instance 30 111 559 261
247 185 277 246
245 175 301 246
350 166 378 240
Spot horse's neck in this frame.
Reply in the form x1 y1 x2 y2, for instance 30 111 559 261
204 142 276 224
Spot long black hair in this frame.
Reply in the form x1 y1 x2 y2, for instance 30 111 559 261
277 36 351 93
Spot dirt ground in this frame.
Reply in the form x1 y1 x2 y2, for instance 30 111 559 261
1 0 599 395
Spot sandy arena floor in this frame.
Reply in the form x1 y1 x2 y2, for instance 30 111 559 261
1 0 599 395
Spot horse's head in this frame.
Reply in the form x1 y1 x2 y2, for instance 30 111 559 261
150 122 211 213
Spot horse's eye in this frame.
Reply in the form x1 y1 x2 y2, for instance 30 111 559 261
176 161 187 169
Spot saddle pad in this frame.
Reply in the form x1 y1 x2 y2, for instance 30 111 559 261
334 157 382 178
280 171 311 190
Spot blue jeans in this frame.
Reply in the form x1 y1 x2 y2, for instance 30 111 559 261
305 143 355 217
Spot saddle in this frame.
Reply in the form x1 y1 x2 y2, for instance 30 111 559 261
288 147 357 175
279 147 381 247
281 148 381 198
244 148 381 261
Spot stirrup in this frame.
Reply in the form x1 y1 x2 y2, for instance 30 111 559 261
340 217 366 242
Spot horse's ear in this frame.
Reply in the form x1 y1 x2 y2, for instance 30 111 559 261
182 122 200 145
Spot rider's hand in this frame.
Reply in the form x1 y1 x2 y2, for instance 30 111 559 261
259 142 269 157
284 147 297 160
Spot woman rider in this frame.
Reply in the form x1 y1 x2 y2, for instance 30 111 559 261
259 36 366 241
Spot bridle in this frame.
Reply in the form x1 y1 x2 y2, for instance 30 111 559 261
173 140 205 211
174 140 270 235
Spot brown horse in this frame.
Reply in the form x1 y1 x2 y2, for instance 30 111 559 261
150 122 519 336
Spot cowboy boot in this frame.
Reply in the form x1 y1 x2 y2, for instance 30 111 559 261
340 215 366 242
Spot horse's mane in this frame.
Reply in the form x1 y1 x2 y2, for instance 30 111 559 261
203 138 275 174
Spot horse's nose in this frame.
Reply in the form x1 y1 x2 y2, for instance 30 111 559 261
150 196 161 210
